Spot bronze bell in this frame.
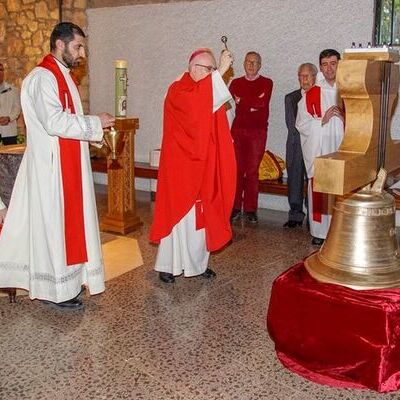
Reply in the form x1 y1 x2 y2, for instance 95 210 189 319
305 187 400 290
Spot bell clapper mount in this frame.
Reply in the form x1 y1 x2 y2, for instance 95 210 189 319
360 168 387 193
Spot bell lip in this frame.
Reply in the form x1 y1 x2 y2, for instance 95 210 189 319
318 251 400 274
305 252 400 290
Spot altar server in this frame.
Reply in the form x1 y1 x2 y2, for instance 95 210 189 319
0 62 21 145
0 22 115 309
150 48 236 283
296 50 344 246
283 63 317 229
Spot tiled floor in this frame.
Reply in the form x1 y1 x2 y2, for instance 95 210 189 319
1 188 398 399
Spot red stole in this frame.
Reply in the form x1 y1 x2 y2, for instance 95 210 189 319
39 55 88 266
305 86 322 118
310 178 322 223
149 72 236 251
306 86 323 222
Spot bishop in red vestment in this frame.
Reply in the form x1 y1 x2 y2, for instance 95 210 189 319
149 48 236 283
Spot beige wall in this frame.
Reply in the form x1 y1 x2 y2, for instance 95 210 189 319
88 0 208 8
87 0 376 210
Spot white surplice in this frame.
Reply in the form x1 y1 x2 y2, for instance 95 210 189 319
295 81 344 239
0 59 105 302
155 71 232 277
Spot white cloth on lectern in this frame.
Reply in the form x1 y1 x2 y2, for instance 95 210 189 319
0 59 104 302
154 70 232 276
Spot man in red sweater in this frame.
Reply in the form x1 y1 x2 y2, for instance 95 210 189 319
229 51 273 223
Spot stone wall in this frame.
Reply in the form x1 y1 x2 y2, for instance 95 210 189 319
0 0 203 115
0 0 89 112
1 0 59 88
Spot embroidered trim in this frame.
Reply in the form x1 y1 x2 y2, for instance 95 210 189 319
0 261 103 284
0 262 29 272
83 116 94 141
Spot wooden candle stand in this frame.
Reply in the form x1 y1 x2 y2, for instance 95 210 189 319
100 118 143 234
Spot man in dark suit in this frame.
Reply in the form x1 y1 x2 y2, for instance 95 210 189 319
283 63 317 228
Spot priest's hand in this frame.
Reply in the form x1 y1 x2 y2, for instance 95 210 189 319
218 50 233 76
321 106 342 126
98 113 115 129
0 207 7 224
334 106 345 122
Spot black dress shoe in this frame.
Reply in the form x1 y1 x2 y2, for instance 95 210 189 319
41 297 84 310
159 272 175 283
245 212 258 223
311 237 325 246
230 209 241 221
283 220 302 228
201 268 216 279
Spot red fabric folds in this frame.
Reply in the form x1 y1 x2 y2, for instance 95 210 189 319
39 55 88 266
267 261 400 393
149 72 236 252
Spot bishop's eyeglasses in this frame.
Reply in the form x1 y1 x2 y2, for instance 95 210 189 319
195 64 217 72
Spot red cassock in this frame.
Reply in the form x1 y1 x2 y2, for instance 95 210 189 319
149 72 236 252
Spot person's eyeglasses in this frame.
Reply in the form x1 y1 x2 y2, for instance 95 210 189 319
195 64 217 72
245 61 260 66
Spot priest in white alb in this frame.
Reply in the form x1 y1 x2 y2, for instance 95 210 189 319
295 49 344 246
0 22 115 309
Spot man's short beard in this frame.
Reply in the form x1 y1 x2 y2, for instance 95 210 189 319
62 50 79 68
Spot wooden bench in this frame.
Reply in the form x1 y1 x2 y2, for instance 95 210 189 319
91 157 290 195
91 158 400 207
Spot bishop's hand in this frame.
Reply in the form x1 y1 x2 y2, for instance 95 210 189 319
218 50 233 77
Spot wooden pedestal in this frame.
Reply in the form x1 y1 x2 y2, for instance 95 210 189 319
100 118 143 234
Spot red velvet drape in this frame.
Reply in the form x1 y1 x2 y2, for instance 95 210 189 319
267 261 400 393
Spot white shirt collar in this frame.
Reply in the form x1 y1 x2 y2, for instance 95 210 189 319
316 71 336 89
53 56 70 74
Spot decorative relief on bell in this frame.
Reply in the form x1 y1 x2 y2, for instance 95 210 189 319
355 205 395 217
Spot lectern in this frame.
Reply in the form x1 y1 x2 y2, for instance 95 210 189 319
100 118 143 234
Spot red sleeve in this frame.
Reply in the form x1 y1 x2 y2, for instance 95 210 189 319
229 79 237 98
